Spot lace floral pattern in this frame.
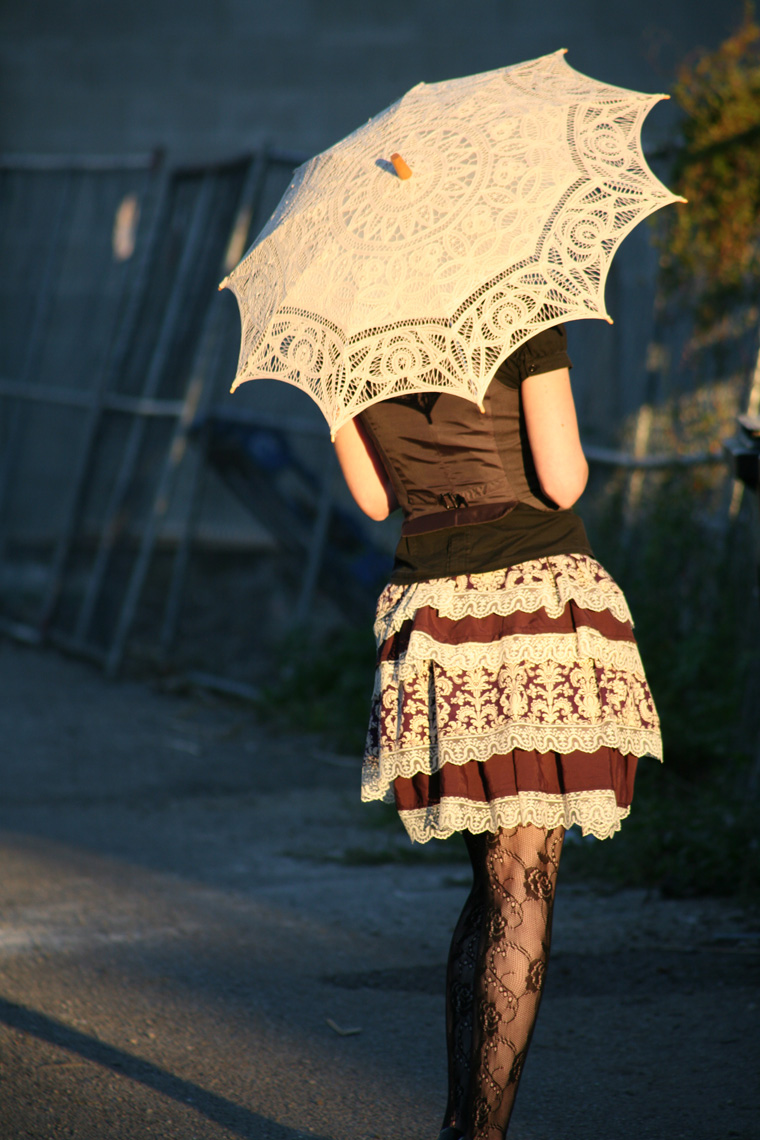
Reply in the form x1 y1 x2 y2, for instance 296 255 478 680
381 627 648 685
362 723 658 807
462 826 564 1138
399 789 631 843
223 52 679 436
362 552 661 842
374 554 634 642
363 653 660 791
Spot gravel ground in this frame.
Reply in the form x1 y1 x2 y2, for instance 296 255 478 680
0 636 758 1140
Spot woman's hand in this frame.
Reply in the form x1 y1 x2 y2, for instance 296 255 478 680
521 367 588 509
333 418 398 520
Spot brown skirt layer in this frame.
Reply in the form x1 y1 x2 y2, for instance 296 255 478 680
393 748 638 843
394 748 637 812
361 555 662 843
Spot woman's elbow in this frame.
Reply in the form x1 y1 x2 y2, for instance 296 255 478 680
363 498 393 521
540 461 589 510
354 483 398 521
549 487 584 510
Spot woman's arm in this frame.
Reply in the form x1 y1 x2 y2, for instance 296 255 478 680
333 417 398 521
521 367 588 509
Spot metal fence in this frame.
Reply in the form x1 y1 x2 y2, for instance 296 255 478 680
0 149 756 682
0 149 375 678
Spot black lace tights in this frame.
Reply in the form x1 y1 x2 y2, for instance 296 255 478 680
442 824 564 1140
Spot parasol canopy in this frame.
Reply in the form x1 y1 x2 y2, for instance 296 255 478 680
221 49 683 437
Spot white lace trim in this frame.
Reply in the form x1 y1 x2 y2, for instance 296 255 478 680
381 627 647 684
361 721 663 799
374 555 633 642
224 52 679 436
395 790 632 843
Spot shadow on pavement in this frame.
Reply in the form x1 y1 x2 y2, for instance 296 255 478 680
0 996 328 1140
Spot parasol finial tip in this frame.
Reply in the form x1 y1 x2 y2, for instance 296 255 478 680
391 152 413 180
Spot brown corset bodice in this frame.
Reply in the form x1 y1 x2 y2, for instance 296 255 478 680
359 369 556 536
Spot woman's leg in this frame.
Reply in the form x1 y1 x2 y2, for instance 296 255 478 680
441 823 564 1140
441 840 487 1136
441 824 563 1139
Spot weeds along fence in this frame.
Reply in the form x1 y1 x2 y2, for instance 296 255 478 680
0 151 758 690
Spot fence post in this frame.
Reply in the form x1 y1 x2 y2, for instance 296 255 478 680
72 173 217 649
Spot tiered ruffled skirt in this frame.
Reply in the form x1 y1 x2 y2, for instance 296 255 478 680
362 554 662 843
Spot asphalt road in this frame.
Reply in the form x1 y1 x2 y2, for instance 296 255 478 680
0 637 757 1140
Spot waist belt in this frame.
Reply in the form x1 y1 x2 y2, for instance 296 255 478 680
400 500 519 537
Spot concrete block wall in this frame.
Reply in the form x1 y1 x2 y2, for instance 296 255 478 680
1 0 742 162
1 1 747 450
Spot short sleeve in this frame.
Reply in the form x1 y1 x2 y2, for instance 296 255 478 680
493 324 573 389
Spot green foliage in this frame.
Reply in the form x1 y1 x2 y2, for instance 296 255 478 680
255 624 376 752
660 1 760 322
589 471 758 776
578 471 760 899
563 760 760 902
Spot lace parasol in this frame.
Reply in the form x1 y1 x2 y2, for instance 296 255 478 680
220 50 683 437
